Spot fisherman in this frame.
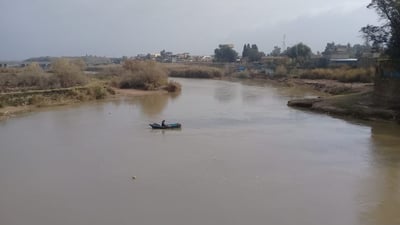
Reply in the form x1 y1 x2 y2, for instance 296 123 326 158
161 120 166 127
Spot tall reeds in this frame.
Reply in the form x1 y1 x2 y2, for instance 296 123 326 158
299 67 375 83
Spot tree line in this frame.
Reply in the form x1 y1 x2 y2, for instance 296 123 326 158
214 0 400 63
214 42 354 64
361 0 400 58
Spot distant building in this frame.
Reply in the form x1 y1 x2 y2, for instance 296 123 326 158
260 56 291 65
0 61 23 68
329 45 351 59
329 58 358 68
0 61 51 70
220 44 235 49
176 53 190 61
201 56 213 62
81 56 112 66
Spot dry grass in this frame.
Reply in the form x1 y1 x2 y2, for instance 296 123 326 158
0 84 113 108
163 80 182 92
94 65 125 79
51 58 88 88
0 59 88 92
299 67 375 83
117 60 168 90
231 71 251 79
167 65 223 78
275 65 288 77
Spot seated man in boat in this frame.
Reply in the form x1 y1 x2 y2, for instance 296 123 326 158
161 120 166 127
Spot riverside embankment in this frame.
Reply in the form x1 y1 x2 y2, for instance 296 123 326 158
288 79 400 121
0 85 173 121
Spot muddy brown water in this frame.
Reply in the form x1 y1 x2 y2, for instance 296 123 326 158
1 78 399 225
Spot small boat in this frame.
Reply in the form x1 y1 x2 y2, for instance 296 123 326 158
149 123 182 129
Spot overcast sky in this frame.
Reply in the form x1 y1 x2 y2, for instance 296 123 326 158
0 0 379 60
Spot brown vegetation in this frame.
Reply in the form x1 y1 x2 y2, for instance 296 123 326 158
163 80 182 92
167 65 223 78
0 59 88 92
117 60 168 90
95 65 125 80
275 65 288 77
0 84 113 108
299 67 375 83
231 71 251 79
51 58 88 87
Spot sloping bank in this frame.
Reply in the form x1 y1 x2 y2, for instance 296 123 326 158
288 92 399 122
0 86 178 121
0 85 115 121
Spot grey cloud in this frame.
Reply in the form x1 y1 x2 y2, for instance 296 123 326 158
0 0 377 60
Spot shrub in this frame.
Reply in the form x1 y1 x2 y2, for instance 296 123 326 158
0 65 60 91
95 66 125 80
168 66 223 78
232 71 250 79
0 74 18 91
92 86 107 99
118 60 168 90
163 80 182 92
0 60 88 91
18 64 55 89
275 65 288 77
51 58 88 88
299 67 375 83
28 95 45 106
105 86 116 95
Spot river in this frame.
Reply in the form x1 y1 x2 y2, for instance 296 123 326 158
0 78 399 225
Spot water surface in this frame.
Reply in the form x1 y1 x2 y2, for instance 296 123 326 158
1 78 399 225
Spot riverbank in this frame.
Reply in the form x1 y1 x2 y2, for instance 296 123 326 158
0 85 109 121
288 91 399 122
278 77 399 122
113 88 168 97
1 72 396 123
0 86 176 121
269 77 373 94
260 76 398 122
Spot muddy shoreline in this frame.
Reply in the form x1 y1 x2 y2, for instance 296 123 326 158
0 88 169 121
286 86 399 122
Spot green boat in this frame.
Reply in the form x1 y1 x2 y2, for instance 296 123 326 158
149 123 181 129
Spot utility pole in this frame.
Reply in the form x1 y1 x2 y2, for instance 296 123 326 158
282 34 286 52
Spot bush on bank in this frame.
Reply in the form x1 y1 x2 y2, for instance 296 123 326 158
117 60 168 90
163 80 182 92
0 59 88 92
168 66 223 79
51 58 88 88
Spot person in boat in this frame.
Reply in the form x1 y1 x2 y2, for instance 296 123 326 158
161 120 166 127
